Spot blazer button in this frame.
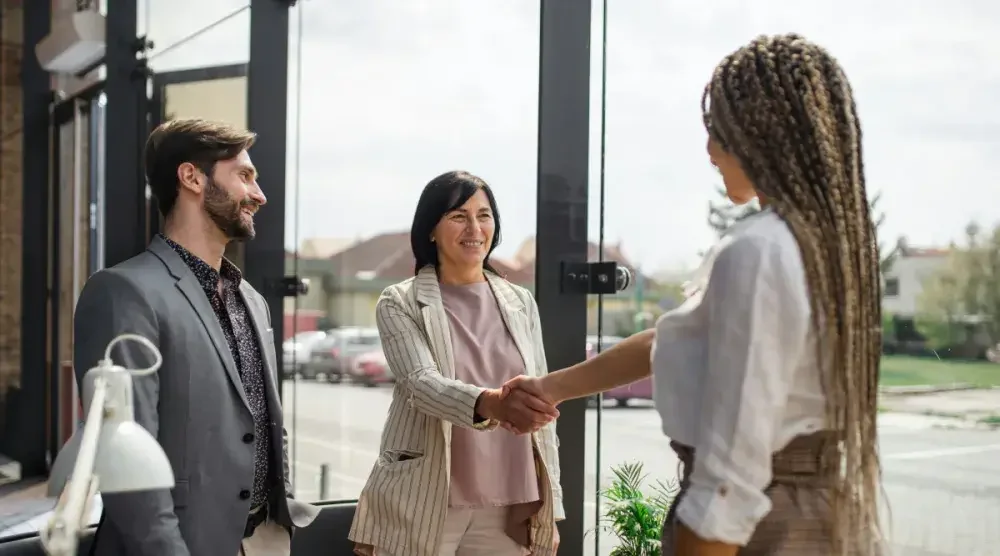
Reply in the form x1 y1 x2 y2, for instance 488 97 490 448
239 489 251 500
243 433 255 443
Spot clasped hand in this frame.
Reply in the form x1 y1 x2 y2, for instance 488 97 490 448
477 375 559 435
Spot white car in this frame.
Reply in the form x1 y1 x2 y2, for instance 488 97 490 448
282 330 328 379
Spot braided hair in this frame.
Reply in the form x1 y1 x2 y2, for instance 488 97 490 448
702 34 883 553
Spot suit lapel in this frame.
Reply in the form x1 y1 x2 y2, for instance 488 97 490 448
414 267 457 379
239 282 282 420
148 237 250 411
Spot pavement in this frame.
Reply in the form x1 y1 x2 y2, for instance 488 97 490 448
2 382 999 555
880 388 1000 427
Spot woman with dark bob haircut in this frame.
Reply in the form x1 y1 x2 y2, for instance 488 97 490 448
349 170 565 556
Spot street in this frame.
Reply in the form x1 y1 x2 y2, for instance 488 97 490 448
282 381 1000 556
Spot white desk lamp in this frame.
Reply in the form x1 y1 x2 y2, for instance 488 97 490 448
40 334 176 556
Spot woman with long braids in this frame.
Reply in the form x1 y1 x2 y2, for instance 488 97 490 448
503 33 884 555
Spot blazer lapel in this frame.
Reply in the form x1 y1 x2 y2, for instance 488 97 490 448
148 237 251 411
239 282 282 419
485 272 532 375
414 266 457 379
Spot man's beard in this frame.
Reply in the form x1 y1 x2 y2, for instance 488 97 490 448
204 177 256 241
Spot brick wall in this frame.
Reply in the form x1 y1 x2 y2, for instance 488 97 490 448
0 0 24 425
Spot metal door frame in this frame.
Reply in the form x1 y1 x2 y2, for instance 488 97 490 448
47 82 105 466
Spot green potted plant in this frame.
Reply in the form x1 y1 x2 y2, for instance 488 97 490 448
596 462 678 556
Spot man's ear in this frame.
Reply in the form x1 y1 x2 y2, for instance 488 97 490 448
177 162 204 194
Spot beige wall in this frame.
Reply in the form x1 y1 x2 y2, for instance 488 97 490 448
163 77 247 127
328 292 378 328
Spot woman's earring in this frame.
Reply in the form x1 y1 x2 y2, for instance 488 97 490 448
430 236 435 243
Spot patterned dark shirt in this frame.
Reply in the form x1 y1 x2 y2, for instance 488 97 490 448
163 235 272 509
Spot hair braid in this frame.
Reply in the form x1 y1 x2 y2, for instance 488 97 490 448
703 34 883 554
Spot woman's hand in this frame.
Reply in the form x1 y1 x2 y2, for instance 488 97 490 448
502 375 557 405
475 387 558 433
495 376 559 434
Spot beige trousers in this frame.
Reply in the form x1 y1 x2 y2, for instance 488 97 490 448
362 506 529 556
437 506 530 556
238 520 291 556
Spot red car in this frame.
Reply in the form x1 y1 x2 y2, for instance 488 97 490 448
347 349 394 386
586 335 654 407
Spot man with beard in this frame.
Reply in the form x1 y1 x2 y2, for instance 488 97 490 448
73 118 317 556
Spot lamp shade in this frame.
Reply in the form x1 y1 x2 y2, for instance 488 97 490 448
48 420 175 497
47 356 174 498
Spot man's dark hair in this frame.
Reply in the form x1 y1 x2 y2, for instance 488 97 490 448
144 118 257 217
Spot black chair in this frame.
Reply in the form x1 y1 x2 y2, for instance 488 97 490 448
0 501 357 556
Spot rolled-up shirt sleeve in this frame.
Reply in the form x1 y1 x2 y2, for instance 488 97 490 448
674 231 810 545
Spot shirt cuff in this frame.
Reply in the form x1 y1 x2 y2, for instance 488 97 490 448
674 480 772 545
552 495 566 521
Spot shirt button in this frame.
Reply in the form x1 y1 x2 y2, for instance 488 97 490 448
239 489 251 500
718 485 729 497
243 433 255 443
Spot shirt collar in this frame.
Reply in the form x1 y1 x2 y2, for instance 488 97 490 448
160 234 243 291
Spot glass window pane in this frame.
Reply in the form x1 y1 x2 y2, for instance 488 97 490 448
283 1 541 509
592 3 1000 555
139 0 249 72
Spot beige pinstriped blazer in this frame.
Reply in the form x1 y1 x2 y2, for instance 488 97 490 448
347 267 564 556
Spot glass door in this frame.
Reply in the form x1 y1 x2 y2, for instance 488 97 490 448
585 4 665 554
281 0 543 505
48 86 106 463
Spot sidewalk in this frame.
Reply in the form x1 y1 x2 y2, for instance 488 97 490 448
880 387 1000 427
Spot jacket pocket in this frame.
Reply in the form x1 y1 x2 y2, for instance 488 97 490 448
377 449 425 470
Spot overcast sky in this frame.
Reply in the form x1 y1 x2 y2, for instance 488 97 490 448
142 0 1000 271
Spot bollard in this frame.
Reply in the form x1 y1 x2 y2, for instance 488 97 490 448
318 463 329 500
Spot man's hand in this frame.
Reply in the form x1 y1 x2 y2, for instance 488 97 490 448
476 386 558 434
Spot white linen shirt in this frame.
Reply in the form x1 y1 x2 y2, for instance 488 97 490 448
652 208 827 545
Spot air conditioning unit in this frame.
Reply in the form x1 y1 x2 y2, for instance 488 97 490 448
35 10 106 74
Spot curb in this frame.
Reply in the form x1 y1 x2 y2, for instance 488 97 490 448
878 409 998 430
879 383 978 396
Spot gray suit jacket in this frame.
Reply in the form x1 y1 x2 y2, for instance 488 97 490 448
72 236 318 556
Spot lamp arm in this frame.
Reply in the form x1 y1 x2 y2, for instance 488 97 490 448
40 375 108 556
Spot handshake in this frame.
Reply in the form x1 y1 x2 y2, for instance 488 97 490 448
475 375 561 435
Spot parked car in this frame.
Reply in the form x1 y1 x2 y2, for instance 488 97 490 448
303 327 381 383
346 349 393 386
282 330 328 379
585 334 654 407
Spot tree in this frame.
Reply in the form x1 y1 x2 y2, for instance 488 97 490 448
706 188 895 272
915 221 1000 355
915 258 966 350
